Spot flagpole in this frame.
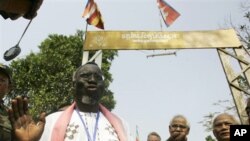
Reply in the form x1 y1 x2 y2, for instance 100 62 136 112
82 23 89 65
158 9 169 29
155 0 179 57
158 10 163 31
82 0 104 66
156 0 165 55
83 21 89 42
156 1 165 30
158 8 179 56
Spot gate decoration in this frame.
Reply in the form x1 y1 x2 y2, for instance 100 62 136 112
83 28 249 124
84 29 240 50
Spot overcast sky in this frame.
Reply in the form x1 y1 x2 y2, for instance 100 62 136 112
0 0 249 140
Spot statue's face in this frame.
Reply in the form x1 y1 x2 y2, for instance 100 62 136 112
74 64 104 105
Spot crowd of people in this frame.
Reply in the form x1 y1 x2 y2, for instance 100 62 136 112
146 112 241 141
1 62 250 141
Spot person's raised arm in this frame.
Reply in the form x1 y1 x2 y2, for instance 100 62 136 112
8 96 46 141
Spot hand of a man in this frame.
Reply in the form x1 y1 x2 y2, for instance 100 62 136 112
8 96 46 141
168 132 187 141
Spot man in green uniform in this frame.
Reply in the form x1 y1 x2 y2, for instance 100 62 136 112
0 63 12 140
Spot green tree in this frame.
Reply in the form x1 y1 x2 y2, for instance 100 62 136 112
205 135 216 141
7 30 118 117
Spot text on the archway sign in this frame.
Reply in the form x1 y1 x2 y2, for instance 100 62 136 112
84 29 241 50
121 32 179 43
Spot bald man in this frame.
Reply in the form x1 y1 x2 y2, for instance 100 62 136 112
212 113 239 141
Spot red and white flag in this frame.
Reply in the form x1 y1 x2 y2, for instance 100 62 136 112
157 0 180 27
82 0 104 29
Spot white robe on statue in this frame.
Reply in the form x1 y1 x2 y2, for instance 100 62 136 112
40 110 133 141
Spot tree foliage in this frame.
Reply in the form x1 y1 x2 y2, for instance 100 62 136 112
235 1 250 49
7 30 118 117
199 100 235 132
205 135 216 141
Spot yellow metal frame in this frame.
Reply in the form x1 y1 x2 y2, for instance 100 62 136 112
83 29 249 124
84 29 241 50
217 47 249 124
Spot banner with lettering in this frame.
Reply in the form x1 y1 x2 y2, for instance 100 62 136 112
83 29 241 50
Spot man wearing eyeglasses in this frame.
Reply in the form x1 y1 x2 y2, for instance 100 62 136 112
245 98 250 124
166 115 190 141
0 63 12 141
212 113 238 141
